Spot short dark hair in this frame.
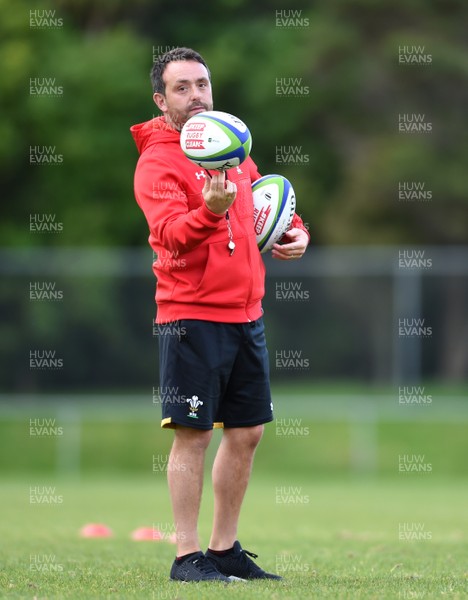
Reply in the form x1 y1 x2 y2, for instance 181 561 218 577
151 47 211 95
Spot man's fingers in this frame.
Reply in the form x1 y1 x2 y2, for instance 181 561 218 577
202 171 237 214
202 176 210 193
272 242 300 253
210 171 225 192
209 173 236 199
225 180 237 196
206 171 237 195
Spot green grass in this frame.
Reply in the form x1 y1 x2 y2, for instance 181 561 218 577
1 387 467 597
1 417 468 477
1 475 467 599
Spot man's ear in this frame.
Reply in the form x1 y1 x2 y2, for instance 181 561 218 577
153 92 167 112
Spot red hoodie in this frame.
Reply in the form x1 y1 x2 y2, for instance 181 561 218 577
130 116 308 323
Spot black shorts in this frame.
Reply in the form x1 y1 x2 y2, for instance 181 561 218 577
157 317 273 430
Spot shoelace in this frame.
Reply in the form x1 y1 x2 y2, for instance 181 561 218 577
192 556 223 575
238 548 264 574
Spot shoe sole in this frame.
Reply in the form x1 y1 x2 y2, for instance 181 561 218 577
172 579 231 584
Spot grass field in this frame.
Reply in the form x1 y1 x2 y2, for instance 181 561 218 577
1 386 467 598
1 474 467 599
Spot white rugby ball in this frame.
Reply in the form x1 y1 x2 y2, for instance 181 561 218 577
180 110 252 171
252 175 296 253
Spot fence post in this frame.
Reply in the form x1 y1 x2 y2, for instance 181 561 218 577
392 270 422 385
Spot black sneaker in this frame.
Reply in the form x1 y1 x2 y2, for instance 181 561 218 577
206 540 282 580
170 551 231 582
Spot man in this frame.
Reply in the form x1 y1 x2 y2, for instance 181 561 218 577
131 47 309 583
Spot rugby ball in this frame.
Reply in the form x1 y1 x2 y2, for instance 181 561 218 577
180 110 252 171
252 175 296 253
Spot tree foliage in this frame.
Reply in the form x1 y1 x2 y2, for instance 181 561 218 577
1 0 467 246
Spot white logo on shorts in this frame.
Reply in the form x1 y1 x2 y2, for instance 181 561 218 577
187 395 203 419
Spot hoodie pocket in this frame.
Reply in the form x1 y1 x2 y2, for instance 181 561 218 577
195 240 252 307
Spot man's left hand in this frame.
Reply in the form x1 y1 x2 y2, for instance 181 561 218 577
271 228 309 261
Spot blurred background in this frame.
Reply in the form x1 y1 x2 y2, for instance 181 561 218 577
1 0 467 478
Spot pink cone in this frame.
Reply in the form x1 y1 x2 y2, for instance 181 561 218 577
80 523 113 538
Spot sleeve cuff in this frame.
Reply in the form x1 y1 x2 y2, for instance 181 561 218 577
198 203 226 227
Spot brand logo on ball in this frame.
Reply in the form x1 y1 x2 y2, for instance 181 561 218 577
254 204 272 235
180 110 252 171
185 122 206 131
252 175 296 253
185 140 205 150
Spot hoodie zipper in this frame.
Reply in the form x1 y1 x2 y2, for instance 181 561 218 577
205 169 255 322
225 171 254 322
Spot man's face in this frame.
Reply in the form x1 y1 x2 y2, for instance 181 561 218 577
153 60 213 130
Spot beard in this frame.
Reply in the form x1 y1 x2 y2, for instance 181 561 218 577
165 101 212 131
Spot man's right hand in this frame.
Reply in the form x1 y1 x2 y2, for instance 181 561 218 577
202 172 237 215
